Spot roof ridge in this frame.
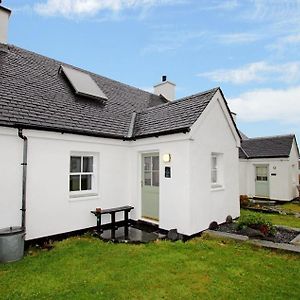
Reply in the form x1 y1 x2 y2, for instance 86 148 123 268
176 87 219 102
5 43 163 101
245 134 295 141
137 87 219 114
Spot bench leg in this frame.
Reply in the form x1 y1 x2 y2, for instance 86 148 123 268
124 210 130 226
124 224 129 240
97 215 103 234
111 228 116 240
111 212 118 229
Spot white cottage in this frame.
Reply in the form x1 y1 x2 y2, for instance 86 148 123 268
239 134 299 201
0 5 241 240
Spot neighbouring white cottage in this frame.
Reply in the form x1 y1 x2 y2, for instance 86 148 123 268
0 5 241 240
239 134 299 201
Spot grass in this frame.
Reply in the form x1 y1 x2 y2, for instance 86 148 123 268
0 236 300 300
241 209 300 228
281 202 300 214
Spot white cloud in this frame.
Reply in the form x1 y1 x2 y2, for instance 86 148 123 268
34 0 178 17
142 30 205 53
198 61 300 84
217 33 261 44
228 86 300 124
269 33 300 52
201 0 239 11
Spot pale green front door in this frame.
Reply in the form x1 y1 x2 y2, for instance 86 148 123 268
141 153 159 221
255 165 269 198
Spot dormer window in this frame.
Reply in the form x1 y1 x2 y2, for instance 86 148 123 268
60 65 108 101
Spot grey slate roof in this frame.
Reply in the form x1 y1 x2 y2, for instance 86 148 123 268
134 89 218 138
239 135 296 159
0 44 220 140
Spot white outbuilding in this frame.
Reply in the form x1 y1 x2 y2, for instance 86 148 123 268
239 134 299 201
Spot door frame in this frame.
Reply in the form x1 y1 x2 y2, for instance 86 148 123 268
140 151 160 223
254 164 270 198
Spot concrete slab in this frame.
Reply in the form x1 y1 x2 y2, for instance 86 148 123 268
250 239 300 253
290 234 300 246
100 226 159 243
204 230 249 241
204 230 300 254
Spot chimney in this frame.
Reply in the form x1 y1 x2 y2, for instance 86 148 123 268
0 3 11 45
154 75 176 101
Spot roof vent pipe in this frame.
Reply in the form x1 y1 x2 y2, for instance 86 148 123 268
0 3 11 44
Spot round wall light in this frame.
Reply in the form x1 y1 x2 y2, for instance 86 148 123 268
163 153 171 163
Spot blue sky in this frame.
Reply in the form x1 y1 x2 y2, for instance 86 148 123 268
4 0 300 140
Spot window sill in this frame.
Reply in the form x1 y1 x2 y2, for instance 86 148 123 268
69 193 99 202
211 185 224 192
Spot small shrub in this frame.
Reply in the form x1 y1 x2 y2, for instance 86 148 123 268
240 195 250 208
237 211 275 236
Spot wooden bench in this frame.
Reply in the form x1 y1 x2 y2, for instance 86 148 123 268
91 205 134 233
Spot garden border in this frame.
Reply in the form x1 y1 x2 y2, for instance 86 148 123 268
203 229 300 254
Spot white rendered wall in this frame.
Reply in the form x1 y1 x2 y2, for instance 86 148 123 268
129 134 191 234
239 152 297 201
239 161 248 195
188 91 240 234
0 127 23 229
288 140 299 199
0 128 131 240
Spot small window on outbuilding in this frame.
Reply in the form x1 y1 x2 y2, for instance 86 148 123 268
60 65 108 101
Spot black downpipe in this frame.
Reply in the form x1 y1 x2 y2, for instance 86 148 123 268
18 128 27 230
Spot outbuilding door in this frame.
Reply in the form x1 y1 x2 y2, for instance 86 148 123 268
255 165 269 198
141 153 159 221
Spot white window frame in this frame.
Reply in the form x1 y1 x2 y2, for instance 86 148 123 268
211 152 224 189
143 155 159 187
69 152 98 198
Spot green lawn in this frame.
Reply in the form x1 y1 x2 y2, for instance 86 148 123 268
241 208 300 228
281 202 300 214
0 236 299 300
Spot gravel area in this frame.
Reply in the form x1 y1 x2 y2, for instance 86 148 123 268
217 223 299 244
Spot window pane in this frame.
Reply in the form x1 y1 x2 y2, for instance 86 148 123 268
152 156 159 171
144 171 151 186
211 156 217 168
257 167 267 177
257 176 267 182
152 171 159 186
81 175 92 190
83 156 93 173
211 170 217 183
70 156 81 173
70 175 80 191
144 157 151 171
